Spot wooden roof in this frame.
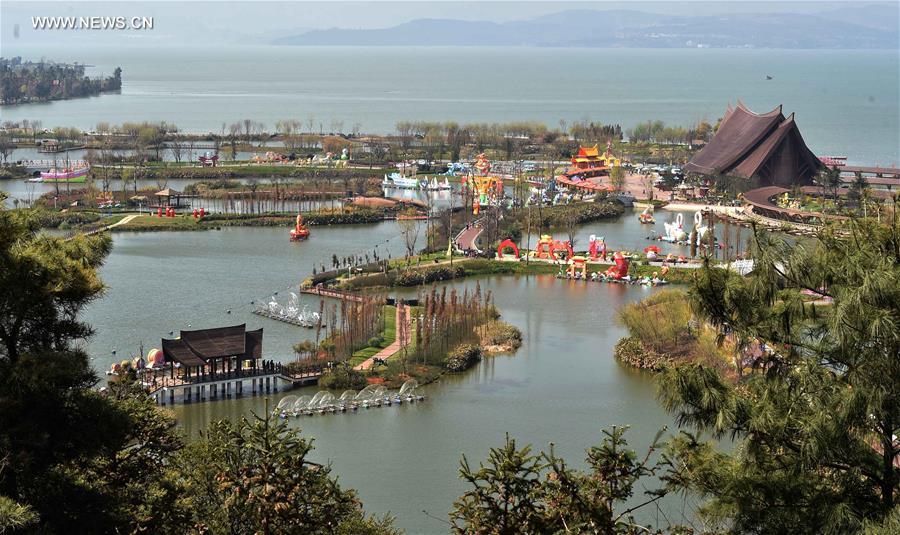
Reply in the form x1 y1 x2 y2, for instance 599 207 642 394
685 103 821 187
162 324 263 366
155 188 182 197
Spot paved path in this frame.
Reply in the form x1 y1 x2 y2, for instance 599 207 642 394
66 214 139 241
455 219 484 253
106 214 139 229
354 304 409 371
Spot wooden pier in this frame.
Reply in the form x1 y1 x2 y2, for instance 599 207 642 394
300 287 365 302
147 364 325 406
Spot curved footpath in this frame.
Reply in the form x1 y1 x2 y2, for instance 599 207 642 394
454 219 484 253
354 304 410 371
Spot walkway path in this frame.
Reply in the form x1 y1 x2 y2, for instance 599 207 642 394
455 218 484 253
66 214 139 241
106 214 139 229
354 304 410 371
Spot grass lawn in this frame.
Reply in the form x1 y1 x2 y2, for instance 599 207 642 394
347 305 396 367
113 214 203 231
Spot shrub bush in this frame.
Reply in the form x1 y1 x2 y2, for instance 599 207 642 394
479 320 523 351
394 265 465 286
613 336 671 371
444 344 483 372
318 363 367 390
536 201 625 229
32 210 103 229
617 289 692 354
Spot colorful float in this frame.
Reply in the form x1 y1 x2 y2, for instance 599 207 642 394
290 214 310 241
588 235 607 261
692 211 710 245
530 235 573 261
466 153 505 215
567 255 588 278
643 245 660 261
253 151 287 164
198 153 219 167
496 239 520 261
147 348 165 367
638 207 655 224
603 251 630 280
662 213 687 242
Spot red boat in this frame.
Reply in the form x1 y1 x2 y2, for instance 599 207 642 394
290 214 310 241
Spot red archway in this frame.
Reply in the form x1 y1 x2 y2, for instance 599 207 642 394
497 239 520 259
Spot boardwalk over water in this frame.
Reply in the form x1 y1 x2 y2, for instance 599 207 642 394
300 287 365 302
147 361 327 405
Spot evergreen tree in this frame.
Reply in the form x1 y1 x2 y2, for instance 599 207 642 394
0 203 189 532
450 427 672 534
658 219 900 533
848 172 872 216
178 407 398 534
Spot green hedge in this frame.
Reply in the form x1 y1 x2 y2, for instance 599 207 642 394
536 201 625 229
200 210 384 226
31 210 103 229
394 265 466 286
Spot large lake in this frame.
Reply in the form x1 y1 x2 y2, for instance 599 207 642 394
1 45 897 165
82 213 715 533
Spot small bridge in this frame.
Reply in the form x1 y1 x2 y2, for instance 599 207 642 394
300 287 365 302
455 217 485 253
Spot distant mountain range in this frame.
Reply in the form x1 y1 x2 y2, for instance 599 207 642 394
273 6 899 49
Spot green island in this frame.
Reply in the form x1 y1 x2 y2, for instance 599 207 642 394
0 57 122 104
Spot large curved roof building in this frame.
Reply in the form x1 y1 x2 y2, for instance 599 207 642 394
685 103 822 187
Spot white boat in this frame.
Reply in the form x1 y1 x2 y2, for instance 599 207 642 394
427 177 451 190
383 173 420 189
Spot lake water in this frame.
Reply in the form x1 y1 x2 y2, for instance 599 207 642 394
1 45 897 165
81 212 727 533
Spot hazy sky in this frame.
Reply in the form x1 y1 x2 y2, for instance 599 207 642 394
2 1 894 47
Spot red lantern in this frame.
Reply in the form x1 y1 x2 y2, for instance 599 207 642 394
199 207 205 217
157 207 162 217
192 208 198 218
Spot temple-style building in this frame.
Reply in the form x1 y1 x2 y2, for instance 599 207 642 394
685 103 822 187
564 144 621 180
162 323 263 379
154 324 277 404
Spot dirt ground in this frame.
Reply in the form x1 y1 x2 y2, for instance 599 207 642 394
586 172 669 201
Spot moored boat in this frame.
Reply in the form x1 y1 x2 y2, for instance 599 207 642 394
383 172 420 189
34 164 90 183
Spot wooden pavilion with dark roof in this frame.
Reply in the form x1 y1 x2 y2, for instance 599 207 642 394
685 103 822 187
162 324 263 382
152 187 194 209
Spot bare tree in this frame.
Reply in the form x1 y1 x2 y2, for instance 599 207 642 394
169 137 184 163
228 123 242 160
0 132 13 165
563 210 579 250
186 138 196 167
399 218 421 259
